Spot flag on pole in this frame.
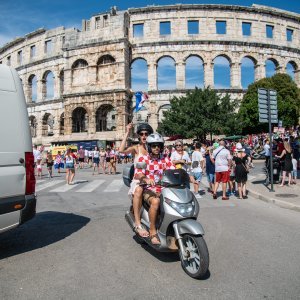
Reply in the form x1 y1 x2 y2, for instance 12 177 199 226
135 92 149 112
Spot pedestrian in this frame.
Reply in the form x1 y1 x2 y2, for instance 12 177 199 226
78 146 85 169
276 141 293 186
291 154 298 184
64 148 76 184
233 143 250 199
92 146 100 175
205 147 215 194
84 148 89 166
263 139 271 167
109 146 117 175
212 140 232 200
88 148 93 167
36 158 42 179
46 152 54 178
170 139 190 171
33 144 41 175
54 151 64 174
190 142 204 198
99 147 107 174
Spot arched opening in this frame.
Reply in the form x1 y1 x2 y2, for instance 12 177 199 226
59 113 64 135
286 62 297 81
59 70 64 95
131 106 149 131
265 59 278 78
185 56 204 89
72 59 88 86
96 104 116 132
97 55 116 85
241 57 256 89
72 107 88 133
158 104 171 126
157 56 176 90
213 55 231 88
42 113 54 136
28 74 37 102
131 58 148 92
29 116 37 138
43 71 54 100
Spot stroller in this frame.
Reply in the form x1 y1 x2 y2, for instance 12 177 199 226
265 156 281 185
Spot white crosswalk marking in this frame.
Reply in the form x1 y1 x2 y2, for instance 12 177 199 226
36 179 46 184
103 179 123 192
76 180 105 193
50 183 78 193
36 180 64 192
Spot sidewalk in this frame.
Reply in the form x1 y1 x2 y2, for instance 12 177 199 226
247 177 300 212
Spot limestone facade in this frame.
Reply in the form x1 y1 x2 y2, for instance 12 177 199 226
0 4 299 145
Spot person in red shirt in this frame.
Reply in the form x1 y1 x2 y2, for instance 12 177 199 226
134 133 174 245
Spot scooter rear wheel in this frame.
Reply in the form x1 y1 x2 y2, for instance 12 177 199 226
179 235 209 279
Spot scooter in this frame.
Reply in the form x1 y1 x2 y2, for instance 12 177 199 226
123 163 209 279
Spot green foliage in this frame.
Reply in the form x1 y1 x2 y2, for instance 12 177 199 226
238 73 300 133
158 87 240 140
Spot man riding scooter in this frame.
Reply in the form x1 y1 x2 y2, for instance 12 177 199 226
134 133 175 245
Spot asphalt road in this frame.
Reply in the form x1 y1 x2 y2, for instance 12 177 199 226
1 162 300 300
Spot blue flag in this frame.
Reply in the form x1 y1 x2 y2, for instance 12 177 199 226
135 92 149 112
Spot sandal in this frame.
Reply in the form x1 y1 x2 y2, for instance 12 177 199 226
149 233 161 245
134 225 149 238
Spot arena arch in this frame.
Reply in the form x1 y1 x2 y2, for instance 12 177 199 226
185 55 204 89
59 70 64 96
42 70 54 100
71 59 88 86
265 58 279 78
72 107 88 133
95 104 116 132
28 74 37 102
157 56 176 90
59 113 64 135
241 56 256 89
29 115 37 138
97 54 117 84
130 58 148 92
286 61 298 81
42 113 54 136
213 55 231 88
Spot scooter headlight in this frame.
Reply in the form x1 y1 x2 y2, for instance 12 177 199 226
165 198 195 217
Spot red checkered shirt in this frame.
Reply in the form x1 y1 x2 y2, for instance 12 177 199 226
134 154 175 194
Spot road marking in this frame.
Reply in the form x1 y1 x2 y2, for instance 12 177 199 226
103 179 123 192
36 179 46 184
50 183 78 193
76 180 105 192
36 180 64 192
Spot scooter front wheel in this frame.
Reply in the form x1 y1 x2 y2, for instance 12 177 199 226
179 234 209 279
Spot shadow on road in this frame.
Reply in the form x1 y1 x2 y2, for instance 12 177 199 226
0 211 90 259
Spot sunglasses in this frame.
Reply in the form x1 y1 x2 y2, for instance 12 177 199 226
175 144 183 147
139 132 149 137
151 144 161 149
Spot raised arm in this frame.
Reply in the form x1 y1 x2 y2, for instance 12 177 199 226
119 123 136 155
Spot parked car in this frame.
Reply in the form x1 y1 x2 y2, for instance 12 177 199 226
0 65 36 233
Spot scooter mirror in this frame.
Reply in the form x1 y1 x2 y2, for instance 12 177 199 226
136 162 147 170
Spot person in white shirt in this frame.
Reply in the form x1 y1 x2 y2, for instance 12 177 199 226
170 140 190 172
263 140 270 167
33 145 41 164
190 143 204 198
212 140 232 200
291 155 298 184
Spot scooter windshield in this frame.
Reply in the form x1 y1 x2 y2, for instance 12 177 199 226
160 169 190 187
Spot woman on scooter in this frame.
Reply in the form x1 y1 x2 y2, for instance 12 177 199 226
119 122 153 238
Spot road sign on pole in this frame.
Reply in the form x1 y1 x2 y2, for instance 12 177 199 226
258 88 278 192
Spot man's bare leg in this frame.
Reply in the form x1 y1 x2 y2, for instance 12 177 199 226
149 197 160 245
133 186 149 237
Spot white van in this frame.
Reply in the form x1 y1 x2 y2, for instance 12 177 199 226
0 65 36 233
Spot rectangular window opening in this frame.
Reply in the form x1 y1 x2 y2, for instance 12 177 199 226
17 50 22 64
30 45 36 58
188 20 199 34
133 23 144 38
95 17 101 29
7 56 11 66
45 40 52 54
266 25 274 38
242 22 251 36
216 20 227 35
286 28 293 42
160 21 171 35
103 15 108 27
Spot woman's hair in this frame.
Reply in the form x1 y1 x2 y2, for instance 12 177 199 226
284 141 292 153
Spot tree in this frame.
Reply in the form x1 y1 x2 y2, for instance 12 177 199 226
238 73 300 133
158 87 240 140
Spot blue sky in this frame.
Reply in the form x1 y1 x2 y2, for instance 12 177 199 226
0 0 298 91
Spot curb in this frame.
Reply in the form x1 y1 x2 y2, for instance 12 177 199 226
247 187 300 212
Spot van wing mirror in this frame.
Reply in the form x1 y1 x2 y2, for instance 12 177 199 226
136 162 147 170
